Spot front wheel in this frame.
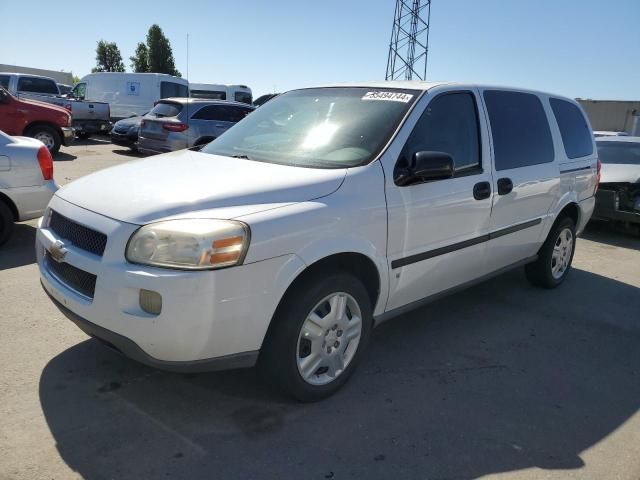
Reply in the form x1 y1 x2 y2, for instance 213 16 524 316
27 125 61 154
259 273 372 402
0 201 15 246
525 216 576 288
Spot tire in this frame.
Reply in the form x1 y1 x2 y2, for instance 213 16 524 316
259 272 373 402
525 216 576 289
27 125 61 154
0 201 15 247
77 132 91 140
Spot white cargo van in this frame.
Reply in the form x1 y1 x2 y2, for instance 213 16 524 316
189 83 252 104
73 73 189 120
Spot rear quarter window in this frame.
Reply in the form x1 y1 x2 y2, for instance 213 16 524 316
483 90 555 170
549 98 593 159
0 75 9 89
234 91 252 104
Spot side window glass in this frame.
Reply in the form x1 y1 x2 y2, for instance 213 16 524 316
400 92 481 175
549 98 593 159
0 75 9 89
483 90 555 170
191 105 224 121
74 83 87 99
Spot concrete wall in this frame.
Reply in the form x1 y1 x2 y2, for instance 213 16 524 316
0 64 73 85
577 99 640 133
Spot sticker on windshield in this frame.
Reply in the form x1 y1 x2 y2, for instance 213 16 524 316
362 91 414 103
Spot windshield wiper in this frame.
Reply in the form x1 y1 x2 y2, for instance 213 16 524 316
231 154 251 160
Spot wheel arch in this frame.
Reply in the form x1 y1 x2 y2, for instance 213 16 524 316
24 121 63 139
0 191 19 221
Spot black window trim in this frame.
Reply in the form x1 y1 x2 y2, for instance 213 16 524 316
394 89 484 187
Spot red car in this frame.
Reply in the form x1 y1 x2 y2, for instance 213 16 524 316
0 87 74 154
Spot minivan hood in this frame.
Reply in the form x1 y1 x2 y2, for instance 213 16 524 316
601 163 640 184
56 150 346 224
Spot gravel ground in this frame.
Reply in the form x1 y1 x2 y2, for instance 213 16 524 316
0 139 639 480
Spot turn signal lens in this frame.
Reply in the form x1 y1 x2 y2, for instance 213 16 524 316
595 158 602 194
37 146 53 180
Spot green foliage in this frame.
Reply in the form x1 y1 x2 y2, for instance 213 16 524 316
71 75 81 85
130 42 149 73
146 24 181 77
92 40 125 73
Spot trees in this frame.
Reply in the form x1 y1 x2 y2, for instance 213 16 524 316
129 24 181 77
130 42 149 73
92 40 125 73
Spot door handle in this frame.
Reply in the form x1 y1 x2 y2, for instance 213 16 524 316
473 181 491 200
497 177 513 195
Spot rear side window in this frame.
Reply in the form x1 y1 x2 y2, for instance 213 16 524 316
484 90 554 170
0 75 9 88
160 81 188 99
190 90 226 100
400 92 482 174
234 91 252 104
549 98 593 159
191 105 252 122
149 101 182 118
17 76 59 94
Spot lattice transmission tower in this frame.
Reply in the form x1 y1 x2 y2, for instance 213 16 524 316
385 0 432 81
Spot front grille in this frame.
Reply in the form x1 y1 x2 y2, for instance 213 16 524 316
49 210 107 257
46 253 97 299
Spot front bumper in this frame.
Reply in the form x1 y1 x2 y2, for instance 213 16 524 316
36 196 305 367
61 127 75 146
110 130 138 148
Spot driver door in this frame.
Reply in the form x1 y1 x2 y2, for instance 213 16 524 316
383 88 494 311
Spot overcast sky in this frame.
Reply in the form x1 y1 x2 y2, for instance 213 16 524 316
1 0 638 99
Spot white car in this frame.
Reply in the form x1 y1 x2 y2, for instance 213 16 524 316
36 82 598 401
593 136 640 226
0 131 58 245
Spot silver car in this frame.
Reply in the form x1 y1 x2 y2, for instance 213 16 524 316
137 98 255 155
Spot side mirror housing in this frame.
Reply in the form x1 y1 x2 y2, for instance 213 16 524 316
395 151 454 186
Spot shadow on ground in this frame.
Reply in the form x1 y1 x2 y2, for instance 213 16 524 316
39 266 640 480
0 223 36 270
582 221 640 250
112 148 143 158
53 151 78 161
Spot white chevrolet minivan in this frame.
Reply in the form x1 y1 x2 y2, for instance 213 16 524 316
37 82 598 401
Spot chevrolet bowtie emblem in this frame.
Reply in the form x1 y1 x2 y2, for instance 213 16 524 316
48 240 67 263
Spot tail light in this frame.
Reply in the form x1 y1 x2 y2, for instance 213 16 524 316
162 123 189 132
594 158 602 194
37 146 53 180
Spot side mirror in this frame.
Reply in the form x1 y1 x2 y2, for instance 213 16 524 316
395 151 454 186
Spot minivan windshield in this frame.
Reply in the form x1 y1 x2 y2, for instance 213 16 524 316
202 87 419 168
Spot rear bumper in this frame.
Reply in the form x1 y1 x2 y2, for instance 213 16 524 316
593 189 640 224
1 180 58 221
73 120 112 134
42 282 259 372
138 135 187 155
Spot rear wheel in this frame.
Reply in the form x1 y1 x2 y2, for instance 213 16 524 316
27 125 61 154
0 201 15 246
525 216 576 288
259 273 372 402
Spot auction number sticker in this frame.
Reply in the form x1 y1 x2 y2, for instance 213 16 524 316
362 91 414 103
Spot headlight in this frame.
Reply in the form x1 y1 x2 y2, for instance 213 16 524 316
126 219 250 270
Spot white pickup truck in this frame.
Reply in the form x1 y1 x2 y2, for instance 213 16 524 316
0 73 111 138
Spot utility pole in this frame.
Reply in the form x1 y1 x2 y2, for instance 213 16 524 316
385 0 432 81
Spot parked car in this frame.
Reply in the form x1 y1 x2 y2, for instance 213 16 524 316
110 115 144 151
190 83 253 104
0 87 74 153
253 93 279 107
74 72 189 120
37 82 597 401
57 83 73 95
593 136 640 228
137 99 254 155
0 131 57 245
0 73 111 138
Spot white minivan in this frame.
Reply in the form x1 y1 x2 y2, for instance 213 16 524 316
36 82 598 401
73 72 189 120
189 83 253 104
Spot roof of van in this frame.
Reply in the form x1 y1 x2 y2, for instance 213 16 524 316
305 81 576 99
81 72 186 79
